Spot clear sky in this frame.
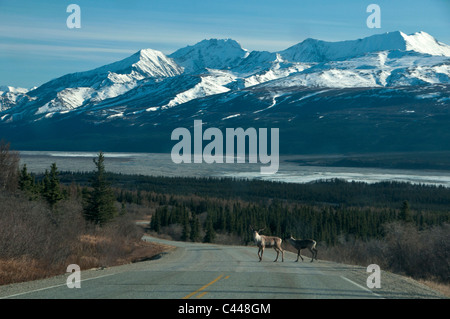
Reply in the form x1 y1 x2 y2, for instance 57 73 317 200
1 0 449 88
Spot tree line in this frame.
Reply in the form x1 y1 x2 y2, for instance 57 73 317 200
58 171 450 212
146 192 448 245
2 138 449 246
52 164 450 245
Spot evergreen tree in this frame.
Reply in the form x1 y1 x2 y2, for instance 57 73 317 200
18 164 38 197
150 209 161 232
189 214 200 242
399 200 413 223
83 152 117 225
42 163 64 208
181 214 190 241
203 215 215 243
120 201 127 216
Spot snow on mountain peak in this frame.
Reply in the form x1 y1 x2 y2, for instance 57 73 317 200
2 31 449 121
401 31 450 56
280 31 450 63
132 48 184 77
91 48 183 79
0 86 31 112
0 86 29 95
169 38 249 73
280 32 401 62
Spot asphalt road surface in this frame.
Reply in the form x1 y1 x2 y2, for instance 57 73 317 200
0 236 446 299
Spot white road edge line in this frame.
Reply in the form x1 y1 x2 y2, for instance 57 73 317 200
340 276 384 299
0 273 118 299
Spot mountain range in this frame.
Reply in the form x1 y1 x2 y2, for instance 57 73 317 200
1 31 449 156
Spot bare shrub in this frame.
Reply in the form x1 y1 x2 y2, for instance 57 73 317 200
0 190 167 285
0 140 19 191
320 222 449 283
103 213 144 242
425 224 450 282
384 222 449 282
161 224 183 241
0 192 86 279
383 222 421 275
0 257 52 285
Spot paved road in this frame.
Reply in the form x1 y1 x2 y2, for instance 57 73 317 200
0 236 445 299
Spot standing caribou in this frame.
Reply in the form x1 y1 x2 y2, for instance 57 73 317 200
287 236 318 262
250 226 284 262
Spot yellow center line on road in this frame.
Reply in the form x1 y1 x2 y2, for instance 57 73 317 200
182 274 225 299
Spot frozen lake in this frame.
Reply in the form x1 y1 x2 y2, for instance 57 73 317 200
19 151 450 187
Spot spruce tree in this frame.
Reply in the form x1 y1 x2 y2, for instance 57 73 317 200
181 214 190 241
203 215 215 243
189 214 200 242
42 163 64 208
399 200 413 223
18 164 37 196
83 152 117 225
150 209 161 232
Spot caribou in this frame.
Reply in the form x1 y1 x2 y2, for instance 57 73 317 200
250 226 284 262
287 236 318 262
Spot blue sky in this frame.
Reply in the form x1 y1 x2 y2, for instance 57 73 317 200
1 0 449 88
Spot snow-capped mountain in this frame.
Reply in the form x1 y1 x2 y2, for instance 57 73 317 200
169 38 249 73
0 86 33 112
15 48 184 117
279 31 450 63
1 31 449 154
